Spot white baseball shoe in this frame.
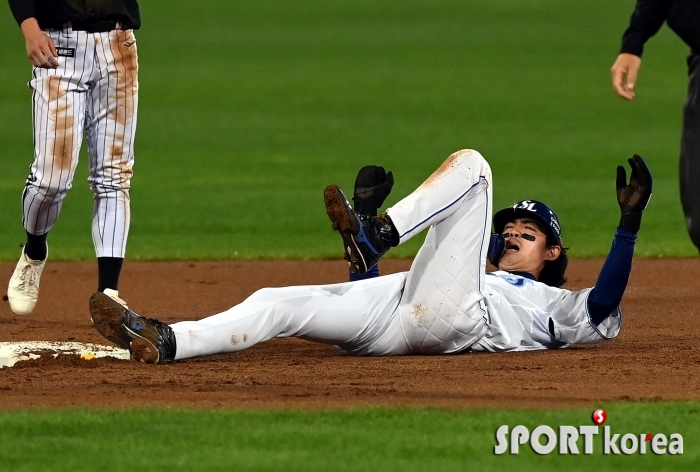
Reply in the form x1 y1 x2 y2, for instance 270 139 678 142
7 247 48 315
103 288 128 309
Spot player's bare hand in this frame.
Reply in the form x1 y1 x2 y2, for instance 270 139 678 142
616 154 652 233
21 18 58 68
611 53 641 100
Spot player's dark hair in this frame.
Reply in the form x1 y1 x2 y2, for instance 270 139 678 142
533 221 568 288
538 247 568 288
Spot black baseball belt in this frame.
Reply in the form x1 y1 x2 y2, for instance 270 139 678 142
68 19 119 33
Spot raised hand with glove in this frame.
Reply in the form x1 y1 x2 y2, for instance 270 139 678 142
616 154 652 234
584 154 653 325
346 165 394 281
352 165 394 217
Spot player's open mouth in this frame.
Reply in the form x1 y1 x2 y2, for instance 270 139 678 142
505 242 520 252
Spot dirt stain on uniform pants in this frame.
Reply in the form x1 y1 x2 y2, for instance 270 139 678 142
47 76 74 170
107 29 138 179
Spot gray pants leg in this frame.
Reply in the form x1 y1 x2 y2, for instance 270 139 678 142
680 50 700 251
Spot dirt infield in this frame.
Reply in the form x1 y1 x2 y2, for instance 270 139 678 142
0 258 698 410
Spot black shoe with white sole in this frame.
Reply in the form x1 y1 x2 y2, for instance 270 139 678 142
89 292 176 364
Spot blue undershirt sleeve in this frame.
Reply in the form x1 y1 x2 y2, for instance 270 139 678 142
349 264 379 281
587 228 638 325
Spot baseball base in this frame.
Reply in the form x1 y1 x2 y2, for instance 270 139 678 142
0 341 129 368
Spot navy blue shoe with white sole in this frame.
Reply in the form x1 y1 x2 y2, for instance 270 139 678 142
324 184 395 275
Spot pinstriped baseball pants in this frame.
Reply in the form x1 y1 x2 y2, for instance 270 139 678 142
22 26 138 258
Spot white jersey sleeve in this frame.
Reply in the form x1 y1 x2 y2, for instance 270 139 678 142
470 271 622 352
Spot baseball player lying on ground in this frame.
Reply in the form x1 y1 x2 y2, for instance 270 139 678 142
89 149 652 363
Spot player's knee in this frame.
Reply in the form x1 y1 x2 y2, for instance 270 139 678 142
89 176 132 195
445 149 491 174
90 165 133 190
90 186 131 201
27 180 69 201
247 287 278 301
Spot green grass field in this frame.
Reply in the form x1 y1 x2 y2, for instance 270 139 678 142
0 403 698 471
0 0 696 260
1 1 697 470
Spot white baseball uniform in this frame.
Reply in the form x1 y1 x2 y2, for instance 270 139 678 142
170 150 622 360
22 24 138 258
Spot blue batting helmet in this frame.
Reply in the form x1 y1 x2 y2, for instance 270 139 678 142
492 200 563 246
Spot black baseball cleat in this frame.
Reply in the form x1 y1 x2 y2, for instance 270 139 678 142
89 292 176 364
324 184 395 275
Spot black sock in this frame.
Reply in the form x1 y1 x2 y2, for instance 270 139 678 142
98 257 124 292
24 232 48 261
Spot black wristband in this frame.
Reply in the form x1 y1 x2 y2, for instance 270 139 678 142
619 211 643 234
